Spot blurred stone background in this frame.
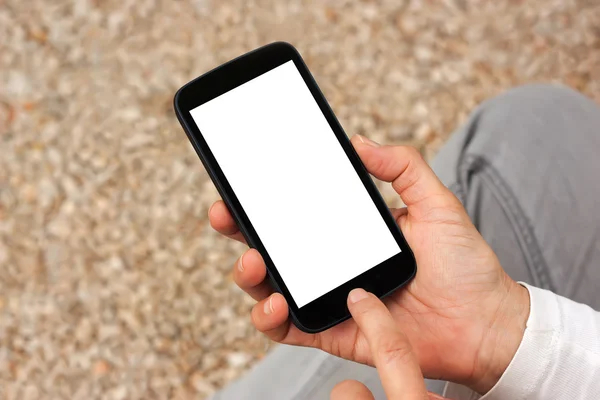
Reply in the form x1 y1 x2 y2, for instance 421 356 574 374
0 0 599 399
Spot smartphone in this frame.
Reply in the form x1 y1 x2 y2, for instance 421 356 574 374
174 42 416 333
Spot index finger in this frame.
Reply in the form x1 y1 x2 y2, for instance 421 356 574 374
347 289 428 400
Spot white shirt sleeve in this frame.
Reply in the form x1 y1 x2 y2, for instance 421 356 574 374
443 282 600 400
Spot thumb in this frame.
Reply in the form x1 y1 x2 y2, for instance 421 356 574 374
351 135 459 219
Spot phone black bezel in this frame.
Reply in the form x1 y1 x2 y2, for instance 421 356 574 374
174 42 416 333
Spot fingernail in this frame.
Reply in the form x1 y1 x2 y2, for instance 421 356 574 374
348 288 368 304
357 135 380 147
238 253 245 272
264 296 274 315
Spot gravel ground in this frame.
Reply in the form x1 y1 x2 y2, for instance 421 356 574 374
1 0 599 399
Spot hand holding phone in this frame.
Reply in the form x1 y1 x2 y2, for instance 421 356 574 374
175 42 416 332
176 42 528 393
210 135 530 394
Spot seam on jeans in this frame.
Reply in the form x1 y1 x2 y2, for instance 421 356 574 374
460 155 555 292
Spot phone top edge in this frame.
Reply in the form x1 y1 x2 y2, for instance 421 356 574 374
173 41 299 111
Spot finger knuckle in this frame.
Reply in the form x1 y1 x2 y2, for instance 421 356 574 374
368 152 386 175
402 145 423 162
378 339 413 367
354 300 377 318
250 303 268 331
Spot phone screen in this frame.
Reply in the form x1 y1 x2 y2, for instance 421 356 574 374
190 61 400 308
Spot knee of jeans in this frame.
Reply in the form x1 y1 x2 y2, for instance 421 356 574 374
432 82 597 191
482 83 590 115
467 82 598 147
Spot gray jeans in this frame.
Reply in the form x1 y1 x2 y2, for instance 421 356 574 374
213 84 600 399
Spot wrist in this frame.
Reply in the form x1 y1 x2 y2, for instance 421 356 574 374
469 277 531 394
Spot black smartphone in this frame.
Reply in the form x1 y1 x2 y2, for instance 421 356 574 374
174 42 416 333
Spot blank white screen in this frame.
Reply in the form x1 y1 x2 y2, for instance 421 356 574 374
190 61 400 307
